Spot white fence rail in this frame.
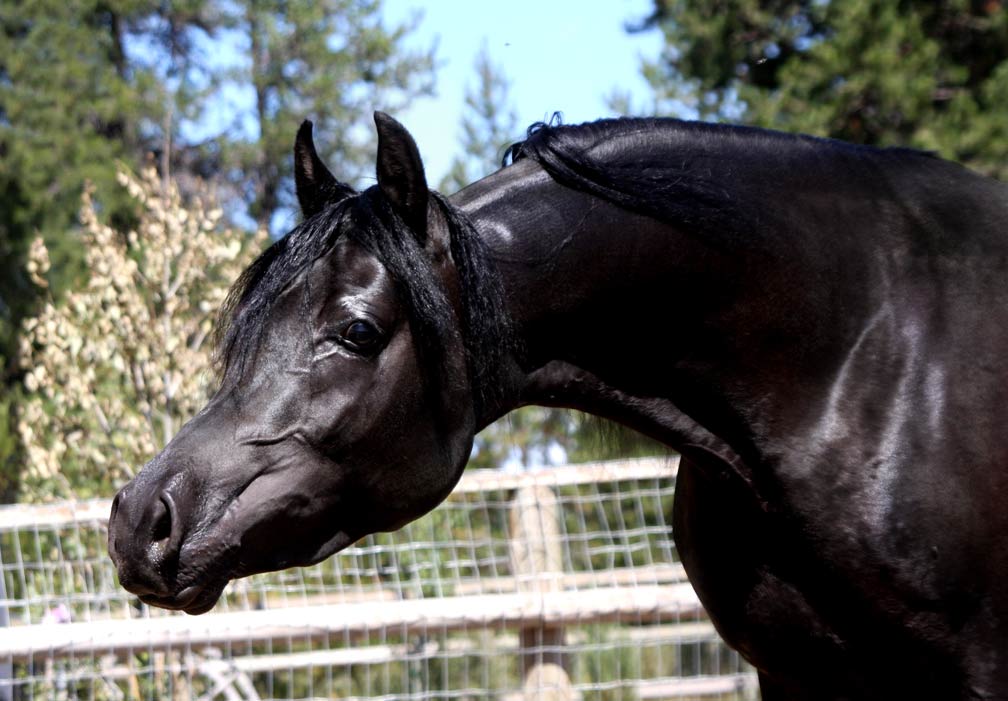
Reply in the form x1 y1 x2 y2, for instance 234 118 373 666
0 457 757 700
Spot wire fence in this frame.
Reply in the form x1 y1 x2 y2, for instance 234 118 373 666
0 456 757 701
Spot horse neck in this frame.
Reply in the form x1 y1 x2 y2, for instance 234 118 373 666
452 158 872 454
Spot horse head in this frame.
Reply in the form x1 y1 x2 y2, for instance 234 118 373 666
107 113 489 614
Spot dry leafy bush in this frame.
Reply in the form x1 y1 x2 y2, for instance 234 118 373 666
18 168 265 500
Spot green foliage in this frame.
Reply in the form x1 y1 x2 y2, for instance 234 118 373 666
637 0 1008 178
1 0 152 242
0 391 19 501
221 0 436 229
0 0 218 301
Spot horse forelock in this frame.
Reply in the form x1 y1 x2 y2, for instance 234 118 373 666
212 186 514 423
212 197 353 381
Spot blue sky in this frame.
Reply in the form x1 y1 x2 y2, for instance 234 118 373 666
382 0 664 184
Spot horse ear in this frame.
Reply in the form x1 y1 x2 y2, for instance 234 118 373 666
294 120 355 218
374 111 428 240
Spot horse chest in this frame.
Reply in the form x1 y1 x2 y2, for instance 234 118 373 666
673 451 989 698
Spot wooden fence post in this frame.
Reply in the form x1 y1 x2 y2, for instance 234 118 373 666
509 484 577 701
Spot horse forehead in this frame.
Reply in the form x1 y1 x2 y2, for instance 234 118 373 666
308 237 392 295
307 238 400 323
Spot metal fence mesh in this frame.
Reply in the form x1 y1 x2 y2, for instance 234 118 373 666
0 457 757 701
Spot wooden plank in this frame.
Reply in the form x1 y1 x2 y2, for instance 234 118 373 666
259 588 397 608
0 499 112 530
621 621 717 642
203 641 441 673
453 563 688 596
636 674 759 698
0 584 704 661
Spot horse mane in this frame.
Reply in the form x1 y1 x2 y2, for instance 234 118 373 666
214 188 514 420
503 116 937 245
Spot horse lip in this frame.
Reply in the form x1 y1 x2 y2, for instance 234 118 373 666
174 585 205 609
139 582 224 615
180 586 224 615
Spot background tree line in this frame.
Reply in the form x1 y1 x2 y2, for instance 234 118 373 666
632 0 1007 176
3 0 1007 500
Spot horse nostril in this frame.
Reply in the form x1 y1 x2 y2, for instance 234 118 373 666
151 496 172 545
108 491 123 561
111 491 122 520
152 491 184 564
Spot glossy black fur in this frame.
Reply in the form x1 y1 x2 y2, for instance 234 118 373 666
110 114 1008 699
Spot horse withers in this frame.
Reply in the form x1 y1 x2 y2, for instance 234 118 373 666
108 112 1008 700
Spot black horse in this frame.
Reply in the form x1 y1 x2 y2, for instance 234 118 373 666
108 112 1008 700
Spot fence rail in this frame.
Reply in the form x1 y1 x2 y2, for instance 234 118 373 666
0 457 758 700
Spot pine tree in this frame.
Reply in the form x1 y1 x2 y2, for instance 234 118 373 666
634 0 1008 178
439 42 519 193
220 0 436 230
0 0 220 296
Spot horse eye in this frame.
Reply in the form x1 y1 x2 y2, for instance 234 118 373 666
342 320 382 353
